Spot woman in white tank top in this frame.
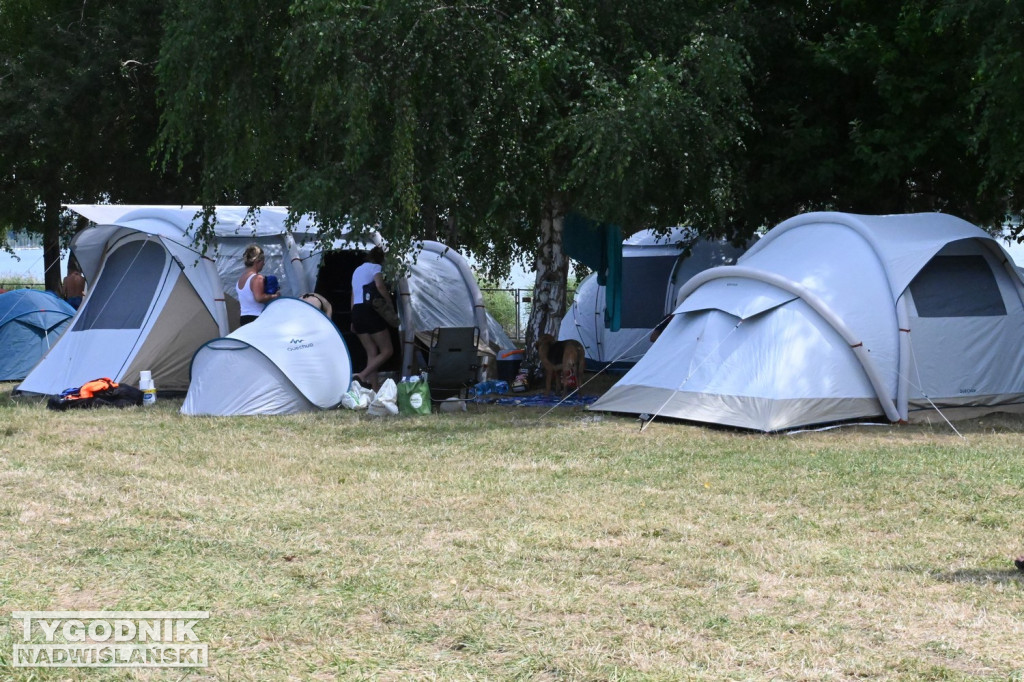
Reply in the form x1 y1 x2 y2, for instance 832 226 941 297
350 246 394 387
237 244 279 325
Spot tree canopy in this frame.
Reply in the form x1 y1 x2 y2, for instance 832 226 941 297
157 1 751 261
949 0 1024 221
2 0 1023 299
738 0 1024 230
0 0 198 289
156 0 754 344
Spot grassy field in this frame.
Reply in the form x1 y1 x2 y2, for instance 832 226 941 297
0 382 1021 681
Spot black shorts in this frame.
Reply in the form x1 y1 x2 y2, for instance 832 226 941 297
351 303 387 334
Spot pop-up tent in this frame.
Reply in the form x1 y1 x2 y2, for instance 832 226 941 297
559 228 750 370
592 212 1024 431
181 297 350 415
13 205 334 397
15 205 508 397
0 289 75 381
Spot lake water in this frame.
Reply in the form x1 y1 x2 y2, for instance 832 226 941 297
0 248 68 284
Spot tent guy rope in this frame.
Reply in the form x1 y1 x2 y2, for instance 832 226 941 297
538 325 656 420
640 319 744 433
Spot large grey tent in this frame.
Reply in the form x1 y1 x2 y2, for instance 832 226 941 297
592 212 1024 431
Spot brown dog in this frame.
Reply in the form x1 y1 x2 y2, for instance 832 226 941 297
536 334 586 396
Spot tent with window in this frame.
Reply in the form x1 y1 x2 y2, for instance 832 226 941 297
559 228 750 370
15 205 508 397
0 289 75 381
181 297 350 415
14 211 232 396
591 212 1024 431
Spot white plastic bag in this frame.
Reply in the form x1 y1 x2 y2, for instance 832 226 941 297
439 397 467 413
367 378 399 416
341 380 375 410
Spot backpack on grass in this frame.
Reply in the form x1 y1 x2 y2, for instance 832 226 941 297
47 378 144 411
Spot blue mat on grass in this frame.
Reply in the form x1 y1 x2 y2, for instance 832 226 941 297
479 393 600 408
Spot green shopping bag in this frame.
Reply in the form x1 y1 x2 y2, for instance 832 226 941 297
397 378 431 416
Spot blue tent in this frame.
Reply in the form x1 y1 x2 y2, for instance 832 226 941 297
0 290 76 381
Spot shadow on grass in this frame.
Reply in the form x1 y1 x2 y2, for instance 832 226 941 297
932 568 1024 585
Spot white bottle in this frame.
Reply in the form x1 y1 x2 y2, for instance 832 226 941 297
140 371 157 406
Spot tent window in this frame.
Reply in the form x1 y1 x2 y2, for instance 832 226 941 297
73 240 166 331
910 255 1006 317
620 255 679 328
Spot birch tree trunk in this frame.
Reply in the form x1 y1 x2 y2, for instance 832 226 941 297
523 197 568 370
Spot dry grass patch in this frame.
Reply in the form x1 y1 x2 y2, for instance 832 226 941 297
0 384 1021 680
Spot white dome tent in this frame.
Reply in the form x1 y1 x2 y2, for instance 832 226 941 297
181 297 350 416
303 238 513 379
398 241 514 370
592 212 1024 431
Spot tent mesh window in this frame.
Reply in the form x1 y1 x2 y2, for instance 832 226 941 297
619 255 680 329
73 240 166 331
909 255 1007 317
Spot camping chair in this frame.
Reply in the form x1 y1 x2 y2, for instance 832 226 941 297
426 326 481 402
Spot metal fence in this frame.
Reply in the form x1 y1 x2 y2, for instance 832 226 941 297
480 287 533 343
480 286 576 344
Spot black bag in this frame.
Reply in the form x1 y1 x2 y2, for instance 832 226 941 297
95 383 145 408
372 297 400 328
47 379 145 411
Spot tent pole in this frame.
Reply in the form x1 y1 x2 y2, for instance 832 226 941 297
398 276 414 378
896 296 911 421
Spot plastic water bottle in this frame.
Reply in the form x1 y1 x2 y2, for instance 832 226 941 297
473 380 510 396
140 370 157 406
